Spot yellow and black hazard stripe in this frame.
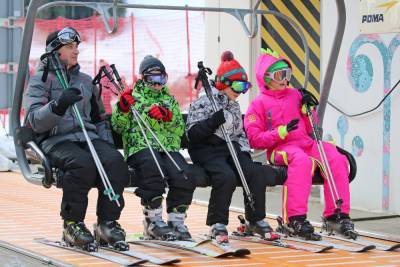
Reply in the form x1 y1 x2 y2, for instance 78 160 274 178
261 0 320 96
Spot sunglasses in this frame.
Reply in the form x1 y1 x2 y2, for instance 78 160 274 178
265 68 292 83
230 80 252 94
46 27 81 53
144 74 168 86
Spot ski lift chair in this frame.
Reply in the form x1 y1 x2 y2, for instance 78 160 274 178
12 0 353 190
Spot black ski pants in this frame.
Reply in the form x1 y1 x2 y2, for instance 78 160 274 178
127 149 197 211
199 150 277 226
47 139 130 222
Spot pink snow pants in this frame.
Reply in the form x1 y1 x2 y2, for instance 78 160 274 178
271 141 350 223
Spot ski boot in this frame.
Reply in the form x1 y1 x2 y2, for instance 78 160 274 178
276 216 322 241
143 197 176 241
237 215 280 241
93 220 129 251
62 221 97 252
210 223 229 244
322 214 359 240
168 205 193 241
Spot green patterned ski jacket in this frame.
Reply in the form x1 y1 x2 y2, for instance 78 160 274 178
111 79 184 159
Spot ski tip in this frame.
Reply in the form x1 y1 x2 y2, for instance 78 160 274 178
319 246 334 253
361 245 376 252
160 258 182 265
127 261 144 266
389 243 400 251
215 252 235 258
235 248 251 257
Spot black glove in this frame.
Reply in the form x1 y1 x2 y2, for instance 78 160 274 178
286 119 299 132
300 88 319 107
209 109 226 129
51 87 83 116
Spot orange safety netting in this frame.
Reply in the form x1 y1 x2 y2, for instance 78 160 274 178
28 11 205 113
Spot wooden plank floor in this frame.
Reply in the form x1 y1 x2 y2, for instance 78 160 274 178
0 172 399 266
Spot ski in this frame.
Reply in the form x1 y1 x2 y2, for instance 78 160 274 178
126 233 232 258
275 216 374 252
100 245 180 265
198 234 251 257
282 236 375 252
230 232 333 253
320 233 400 252
34 238 142 266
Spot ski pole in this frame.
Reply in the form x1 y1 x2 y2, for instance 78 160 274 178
305 102 343 214
100 66 168 184
195 61 255 211
105 65 188 179
48 53 121 207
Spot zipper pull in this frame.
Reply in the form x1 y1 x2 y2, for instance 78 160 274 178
267 110 272 130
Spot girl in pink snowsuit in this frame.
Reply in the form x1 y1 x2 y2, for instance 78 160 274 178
244 49 355 239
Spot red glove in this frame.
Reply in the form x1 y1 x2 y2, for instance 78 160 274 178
148 105 173 122
118 89 135 113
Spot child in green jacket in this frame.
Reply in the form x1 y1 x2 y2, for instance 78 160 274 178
112 55 196 241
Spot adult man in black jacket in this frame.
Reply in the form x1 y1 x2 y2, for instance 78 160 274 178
24 27 129 250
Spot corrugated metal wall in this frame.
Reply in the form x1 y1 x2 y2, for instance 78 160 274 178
261 0 320 96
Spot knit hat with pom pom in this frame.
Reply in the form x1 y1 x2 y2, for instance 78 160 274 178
215 51 248 90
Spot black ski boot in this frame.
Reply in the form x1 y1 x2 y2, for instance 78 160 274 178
247 221 281 241
93 220 129 251
144 219 177 241
143 197 176 241
63 221 97 252
277 216 322 241
322 214 359 240
236 215 280 240
210 223 229 244
167 205 192 241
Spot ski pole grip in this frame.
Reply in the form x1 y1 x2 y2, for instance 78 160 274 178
110 64 126 91
101 66 114 82
110 64 121 81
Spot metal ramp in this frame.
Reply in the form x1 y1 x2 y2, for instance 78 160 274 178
0 172 399 267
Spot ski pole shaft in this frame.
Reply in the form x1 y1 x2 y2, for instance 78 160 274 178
103 65 187 179
209 94 255 210
101 66 168 183
131 107 168 184
306 106 342 210
132 108 188 179
51 54 120 206
196 62 255 211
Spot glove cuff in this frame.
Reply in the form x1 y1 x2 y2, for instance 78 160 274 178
161 109 173 122
118 99 130 113
278 125 288 139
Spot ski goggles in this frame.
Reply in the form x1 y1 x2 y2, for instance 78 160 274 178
46 27 81 53
264 68 292 83
144 74 168 86
230 80 252 94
